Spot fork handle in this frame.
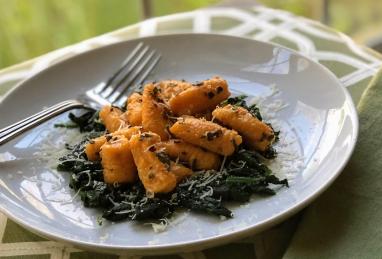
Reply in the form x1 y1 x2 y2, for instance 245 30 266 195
0 100 84 145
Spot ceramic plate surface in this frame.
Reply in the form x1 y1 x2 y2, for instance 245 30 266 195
0 34 358 255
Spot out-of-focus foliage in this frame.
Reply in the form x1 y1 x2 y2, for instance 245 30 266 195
0 0 218 69
1 0 381 69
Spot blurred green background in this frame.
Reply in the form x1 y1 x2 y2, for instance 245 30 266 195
1 0 382 69
0 0 219 69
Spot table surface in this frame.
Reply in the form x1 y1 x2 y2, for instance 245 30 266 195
0 6 381 259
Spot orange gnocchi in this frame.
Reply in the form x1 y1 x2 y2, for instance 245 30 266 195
86 77 279 195
212 105 275 151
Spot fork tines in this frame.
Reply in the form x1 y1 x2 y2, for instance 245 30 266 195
97 42 161 106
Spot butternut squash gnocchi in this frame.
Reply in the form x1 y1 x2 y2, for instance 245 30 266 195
169 76 230 116
100 135 137 184
125 93 143 126
212 105 275 151
141 83 171 140
85 77 277 193
169 116 242 156
59 76 288 223
99 105 128 133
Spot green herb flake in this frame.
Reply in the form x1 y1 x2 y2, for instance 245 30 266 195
54 123 79 129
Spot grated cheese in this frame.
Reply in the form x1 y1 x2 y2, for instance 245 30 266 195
196 171 222 187
219 156 227 173
33 127 87 169
199 186 214 199
145 219 169 233
245 85 305 182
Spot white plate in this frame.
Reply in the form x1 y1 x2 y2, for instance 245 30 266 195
0 34 358 255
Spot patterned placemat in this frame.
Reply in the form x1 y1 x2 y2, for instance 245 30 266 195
0 6 381 259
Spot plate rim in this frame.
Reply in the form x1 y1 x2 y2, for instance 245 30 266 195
0 33 359 254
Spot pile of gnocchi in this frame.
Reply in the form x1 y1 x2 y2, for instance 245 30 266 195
85 77 276 194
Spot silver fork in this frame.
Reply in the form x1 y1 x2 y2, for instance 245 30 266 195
0 42 161 145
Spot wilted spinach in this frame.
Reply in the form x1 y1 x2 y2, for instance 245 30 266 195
57 109 288 223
